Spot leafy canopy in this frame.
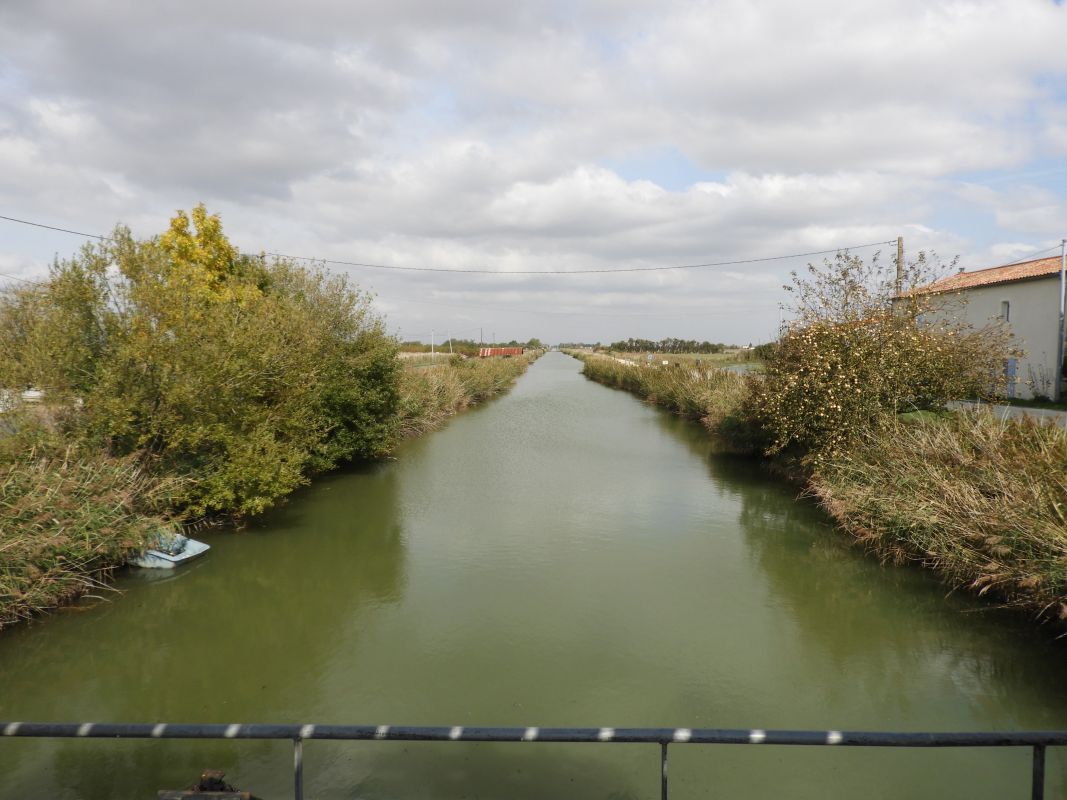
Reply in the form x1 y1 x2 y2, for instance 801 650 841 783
749 249 1015 457
0 205 400 518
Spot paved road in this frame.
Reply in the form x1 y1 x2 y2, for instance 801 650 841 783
948 400 1067 427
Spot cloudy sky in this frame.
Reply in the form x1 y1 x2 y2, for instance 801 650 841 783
1 0 1066 345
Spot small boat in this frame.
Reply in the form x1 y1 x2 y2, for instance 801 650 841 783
129 530 210 569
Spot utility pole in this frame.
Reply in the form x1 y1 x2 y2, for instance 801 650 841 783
895 236 904 296
480 328 483 346
448 334 453 356
431 330 435 359
1056 238 1066 402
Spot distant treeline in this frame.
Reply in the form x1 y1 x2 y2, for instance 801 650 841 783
608 338 730 354
400 337 543 356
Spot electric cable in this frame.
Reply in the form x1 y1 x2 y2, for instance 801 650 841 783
0 211 891 275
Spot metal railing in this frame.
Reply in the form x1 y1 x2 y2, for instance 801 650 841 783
4 722 1065 799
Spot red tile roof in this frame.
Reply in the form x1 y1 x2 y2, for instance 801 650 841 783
916 255 1063 295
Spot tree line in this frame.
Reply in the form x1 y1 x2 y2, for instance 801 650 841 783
608 338 730 354
399 337 543 356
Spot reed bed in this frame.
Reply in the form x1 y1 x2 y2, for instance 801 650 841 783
0 452 169 629
811 412 1067 620
574 350 1067 624
395 354 536 438
577 354 756 450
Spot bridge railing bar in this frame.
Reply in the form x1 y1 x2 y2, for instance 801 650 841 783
1033 744 1046 800
4 722 1065 800
660 741 668 800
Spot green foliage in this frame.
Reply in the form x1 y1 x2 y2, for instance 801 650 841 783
748 251 1016 458
751 342 777 361
608 337 727 354
0 205 400 518
398 338 544 357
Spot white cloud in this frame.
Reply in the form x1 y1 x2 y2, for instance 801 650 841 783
0 0 1065 342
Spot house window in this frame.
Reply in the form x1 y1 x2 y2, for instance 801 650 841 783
1000 300 1010 322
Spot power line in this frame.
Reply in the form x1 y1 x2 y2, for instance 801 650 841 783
382 244 1067 319
0 214 114 242
0 210 891 275
265 242 894 275
995 244 1063 267
395 296 728 318
0 270 45 286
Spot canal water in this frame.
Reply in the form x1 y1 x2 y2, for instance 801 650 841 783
1 352 1065 799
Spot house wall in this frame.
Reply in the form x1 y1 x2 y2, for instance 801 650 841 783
929 274 1063 399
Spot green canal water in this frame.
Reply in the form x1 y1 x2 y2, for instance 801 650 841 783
1 352 1066 799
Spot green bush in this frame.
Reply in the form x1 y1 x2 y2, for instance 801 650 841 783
747 251 1014 458
0 205 400 518
748 311 1012 457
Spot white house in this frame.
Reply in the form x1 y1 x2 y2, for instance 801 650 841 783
916 254 1066 401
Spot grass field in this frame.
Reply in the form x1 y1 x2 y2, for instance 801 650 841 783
600 349 764 371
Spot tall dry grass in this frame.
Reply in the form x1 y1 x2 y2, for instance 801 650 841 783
811 411 1067 620
0 451 171 629
395 355 536 438
576 354 758 451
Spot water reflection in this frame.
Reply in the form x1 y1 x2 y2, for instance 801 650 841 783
0 462 408 798
704 448 1067 727
305 741 653 800
2 354 1067 799
651 409 1067 795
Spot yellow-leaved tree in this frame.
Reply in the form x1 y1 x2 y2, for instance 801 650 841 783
0 205 399 517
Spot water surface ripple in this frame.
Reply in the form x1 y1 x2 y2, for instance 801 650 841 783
1 352 1065 798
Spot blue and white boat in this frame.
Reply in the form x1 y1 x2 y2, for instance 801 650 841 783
129 530 210 569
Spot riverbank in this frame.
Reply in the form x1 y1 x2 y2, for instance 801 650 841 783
0 353 538 631
7 351 1065 800
570 350 1067 627
572 353 763 455
396 353 538 438
0 453 171 629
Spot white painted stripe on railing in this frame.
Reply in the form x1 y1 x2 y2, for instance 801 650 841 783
827 730 843 745
3 722 20 736
523 727 539 741
673 728 692 742
375 725 390 739
77 723 93 737
151 724 166 738
300 725 315 740
749 729 766 744
449 726 463 741
598 727 615 742
225 724 241 739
